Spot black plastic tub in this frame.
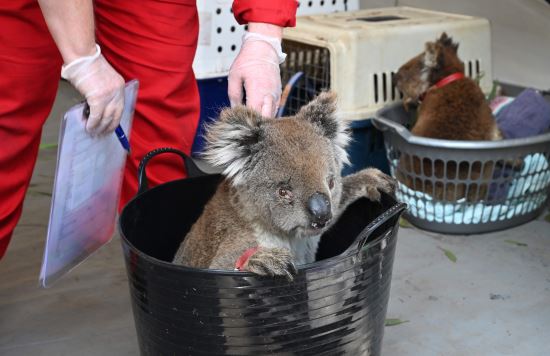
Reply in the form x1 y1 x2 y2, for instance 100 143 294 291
119 148 406 355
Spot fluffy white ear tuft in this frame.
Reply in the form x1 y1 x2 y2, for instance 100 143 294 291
297 91 351 165
203 106 263 185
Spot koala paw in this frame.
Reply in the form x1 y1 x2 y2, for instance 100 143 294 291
346 168 396 202
364 168 396 201
244 247 297 281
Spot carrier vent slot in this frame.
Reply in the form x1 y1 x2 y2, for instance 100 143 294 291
374 74 379 103
374 71 400 104
466 59 483 80
356 16 407 22
382 73 388 102
391 72 396 101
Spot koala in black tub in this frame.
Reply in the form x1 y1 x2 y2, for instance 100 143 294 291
173 92 396 279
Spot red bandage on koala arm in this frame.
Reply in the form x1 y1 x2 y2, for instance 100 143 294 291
232 0 298 27
234 246 260 271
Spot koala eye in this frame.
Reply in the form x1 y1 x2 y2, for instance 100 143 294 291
278 187 292 198
328 177 335 190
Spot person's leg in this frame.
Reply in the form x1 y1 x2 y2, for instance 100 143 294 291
0 2 62 258
94 0 200 209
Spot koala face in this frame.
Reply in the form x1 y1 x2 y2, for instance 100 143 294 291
394 32 462 106
241 118 343 238
204 92 350 238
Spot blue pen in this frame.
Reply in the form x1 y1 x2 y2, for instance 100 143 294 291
114 125 131 153
83 102 130 153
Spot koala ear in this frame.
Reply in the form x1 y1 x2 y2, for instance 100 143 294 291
423 41 442 69
296 91 351 165
437 32 459 53
203 106 263 184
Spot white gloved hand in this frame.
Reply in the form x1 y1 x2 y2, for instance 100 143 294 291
61 44 125 135
228 32 286 117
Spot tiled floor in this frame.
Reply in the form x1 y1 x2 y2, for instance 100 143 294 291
383 218 550 356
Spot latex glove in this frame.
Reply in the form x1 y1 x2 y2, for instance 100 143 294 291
61 44 125 135
228 32 286 117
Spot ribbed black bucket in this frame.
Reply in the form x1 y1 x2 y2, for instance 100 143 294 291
119 148 406 355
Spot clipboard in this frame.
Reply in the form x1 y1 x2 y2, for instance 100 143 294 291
39 80 139 287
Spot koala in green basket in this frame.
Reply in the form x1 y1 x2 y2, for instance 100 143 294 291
172 92 395 279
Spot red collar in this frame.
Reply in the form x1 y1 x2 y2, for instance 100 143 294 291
432 72 465 89
419 72 465 101
234 246 259 271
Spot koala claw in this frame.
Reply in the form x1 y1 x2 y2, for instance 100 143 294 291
363 168 396 201
366 186 382 202
342 168 396 205
245 247 297 281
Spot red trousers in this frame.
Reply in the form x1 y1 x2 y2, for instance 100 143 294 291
0 0 200 259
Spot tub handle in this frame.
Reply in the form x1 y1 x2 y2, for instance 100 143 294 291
137 147 206 195
344 201 407 256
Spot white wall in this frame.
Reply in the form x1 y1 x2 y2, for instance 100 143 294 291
360 0 550 90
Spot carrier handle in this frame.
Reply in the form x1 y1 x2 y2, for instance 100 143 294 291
343 201 407 257
137 147 206 195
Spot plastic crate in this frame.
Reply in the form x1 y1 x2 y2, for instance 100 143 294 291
193 0 359 79
281 6 493 120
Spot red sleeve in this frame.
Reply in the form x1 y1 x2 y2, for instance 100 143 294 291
232 0 298 28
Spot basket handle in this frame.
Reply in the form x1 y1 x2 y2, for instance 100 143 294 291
137 147 206 195
343 201 407 257
371 115 412 139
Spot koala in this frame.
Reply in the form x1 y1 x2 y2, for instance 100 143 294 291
394 32 501 141
393 32 503 201
172 92 395 279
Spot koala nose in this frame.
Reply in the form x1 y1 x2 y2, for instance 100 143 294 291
307 192 332 228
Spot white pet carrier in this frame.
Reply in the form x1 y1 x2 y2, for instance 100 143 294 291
280 6 493 120
192 0 360 79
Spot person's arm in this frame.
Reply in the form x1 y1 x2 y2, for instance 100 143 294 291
228 1 298 117
247 22 283 41
37 0 96 63
38 0 125 135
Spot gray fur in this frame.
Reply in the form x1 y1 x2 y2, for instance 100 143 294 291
173 92 395 279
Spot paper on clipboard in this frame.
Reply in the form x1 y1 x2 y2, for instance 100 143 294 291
39 80 139 287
